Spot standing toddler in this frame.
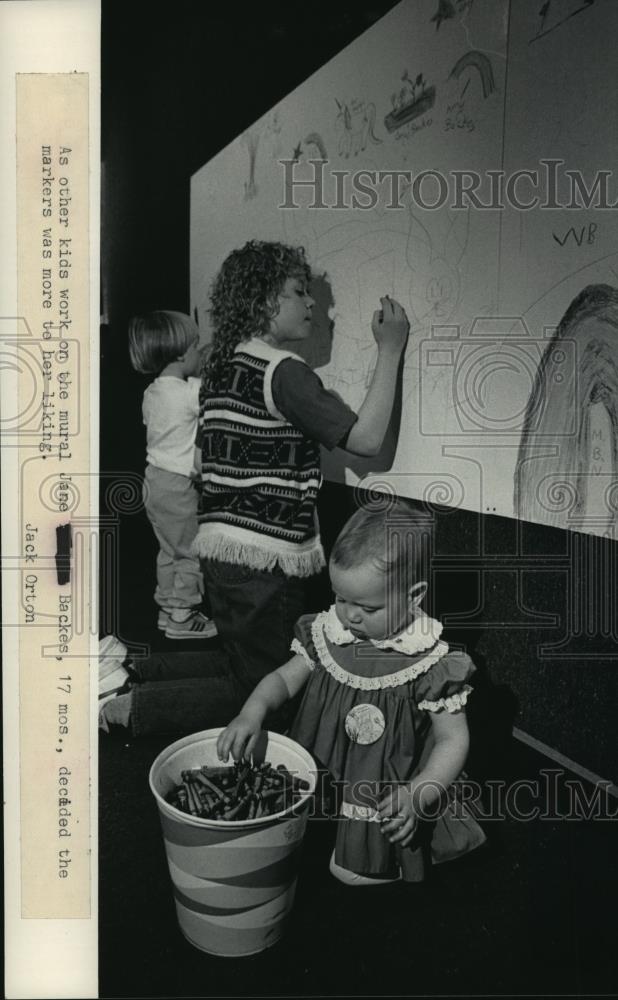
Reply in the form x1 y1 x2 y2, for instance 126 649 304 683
128 310 216 639
220 500 486 885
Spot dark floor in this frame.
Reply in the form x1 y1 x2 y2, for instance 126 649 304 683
100 695 618 997
98 501 618 997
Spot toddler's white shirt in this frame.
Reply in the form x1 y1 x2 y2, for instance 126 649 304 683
143 375 200 477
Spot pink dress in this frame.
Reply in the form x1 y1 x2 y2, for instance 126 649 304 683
289 606 486 881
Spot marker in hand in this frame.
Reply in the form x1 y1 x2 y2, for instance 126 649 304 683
371 295 410 354
377 294 392 322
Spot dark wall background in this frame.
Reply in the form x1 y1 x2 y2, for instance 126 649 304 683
101 1 618 782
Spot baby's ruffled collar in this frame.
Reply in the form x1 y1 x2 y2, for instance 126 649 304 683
322 605 443 654
322 608 358 646
372 612 443 653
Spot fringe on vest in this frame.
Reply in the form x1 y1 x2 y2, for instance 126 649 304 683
191 524 326 579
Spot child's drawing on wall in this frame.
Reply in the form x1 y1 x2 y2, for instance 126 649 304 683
530 0 596 44
242 131 259 200
448 51 496 100
514 284 618 536
303 132 328 160
405 207 470 326
384 70 436 135
431 0 456 30
443 51 497 134
335 98 382 158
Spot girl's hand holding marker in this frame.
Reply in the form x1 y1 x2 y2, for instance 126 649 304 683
344 294 409 457
372 295 410 354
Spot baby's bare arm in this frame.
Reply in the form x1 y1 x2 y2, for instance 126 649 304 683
411 710 470 808
377 709 470 844
217 654 311 761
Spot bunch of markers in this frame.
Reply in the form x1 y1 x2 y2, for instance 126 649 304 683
167 761 310 821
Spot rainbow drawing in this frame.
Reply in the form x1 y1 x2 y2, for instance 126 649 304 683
449 51 496 99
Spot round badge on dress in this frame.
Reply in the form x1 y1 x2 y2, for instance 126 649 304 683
344 704 386 745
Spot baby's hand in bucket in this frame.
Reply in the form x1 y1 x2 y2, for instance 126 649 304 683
217 712 262 762
377 784 418 846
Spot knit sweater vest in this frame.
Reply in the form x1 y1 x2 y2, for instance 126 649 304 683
192 338 326 577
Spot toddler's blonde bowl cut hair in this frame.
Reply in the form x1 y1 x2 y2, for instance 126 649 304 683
128 310 199 375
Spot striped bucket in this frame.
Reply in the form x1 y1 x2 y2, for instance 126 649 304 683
149 728 316 957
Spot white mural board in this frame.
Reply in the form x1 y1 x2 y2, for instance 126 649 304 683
192 0 618 537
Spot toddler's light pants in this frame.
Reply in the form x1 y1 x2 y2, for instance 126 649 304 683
143 463 203 611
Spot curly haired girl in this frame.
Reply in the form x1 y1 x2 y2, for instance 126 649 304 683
191 238 410 696
99 242 410 737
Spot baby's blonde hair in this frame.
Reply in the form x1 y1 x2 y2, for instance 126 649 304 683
128 310 199 375
331 499 434 593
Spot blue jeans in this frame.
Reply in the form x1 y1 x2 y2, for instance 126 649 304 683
129 561 312 736
130 647 242 736
202 559 309 691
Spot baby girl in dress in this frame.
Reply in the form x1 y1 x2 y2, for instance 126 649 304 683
218 499 486 885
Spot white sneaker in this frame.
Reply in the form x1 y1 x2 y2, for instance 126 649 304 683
164 610 218 640
329 850 401 886
99 635 129 701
